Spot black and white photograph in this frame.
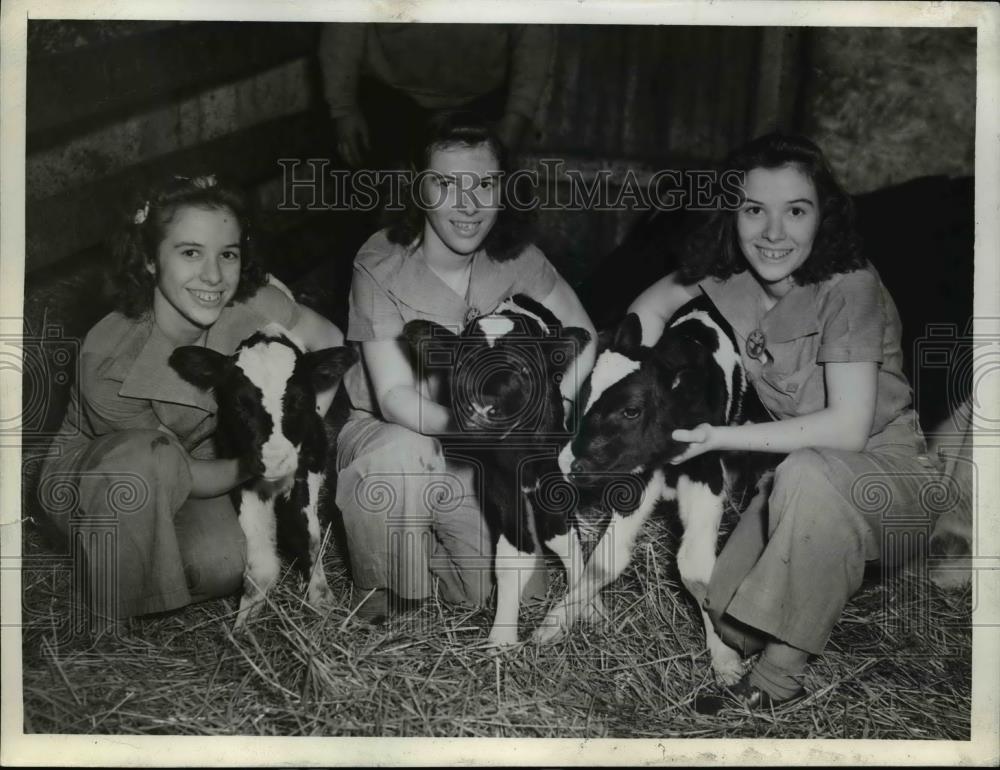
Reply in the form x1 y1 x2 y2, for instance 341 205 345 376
2 0 997 765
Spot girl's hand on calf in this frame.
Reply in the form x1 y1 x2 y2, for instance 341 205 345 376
670 423 719 464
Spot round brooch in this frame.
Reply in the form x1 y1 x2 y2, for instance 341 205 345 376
746 328 768 362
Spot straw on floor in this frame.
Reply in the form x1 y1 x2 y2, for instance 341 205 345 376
20 505 971 739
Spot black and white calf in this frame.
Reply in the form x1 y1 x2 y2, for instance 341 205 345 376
169 323 357 628
541 295 774 683
404 295 591 648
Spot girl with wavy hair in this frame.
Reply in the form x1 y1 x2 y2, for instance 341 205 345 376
629 133 937 712
39 174 344 633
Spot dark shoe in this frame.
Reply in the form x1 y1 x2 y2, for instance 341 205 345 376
694 673 806 715
353 588 389 626
352 588 427 626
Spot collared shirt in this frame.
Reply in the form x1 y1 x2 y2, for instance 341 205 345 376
344 229 559 415
698 265 922 450
50 285 300 460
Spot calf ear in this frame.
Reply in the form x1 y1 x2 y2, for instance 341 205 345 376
168 347 231 391
403 320 458 370
670 317 719 352
301 346 359 392
550 326 592 368
612 313 643 356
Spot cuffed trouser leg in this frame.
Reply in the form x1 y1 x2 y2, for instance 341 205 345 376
706 446 939 655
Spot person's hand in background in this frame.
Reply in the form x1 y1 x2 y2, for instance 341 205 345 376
335 112 371 168
496 112 530 154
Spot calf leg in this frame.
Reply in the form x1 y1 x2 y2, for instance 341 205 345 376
304 471 334 610
542 529 606 625
676 475 742 684
533 471 665 643
487 534 540 649
235 491 281 629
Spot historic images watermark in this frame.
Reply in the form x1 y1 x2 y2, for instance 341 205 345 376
276 159 746 214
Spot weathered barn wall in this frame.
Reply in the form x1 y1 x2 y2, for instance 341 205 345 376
24 22 976 285
799 27 976 194
26 21 345 280
524 25 799 284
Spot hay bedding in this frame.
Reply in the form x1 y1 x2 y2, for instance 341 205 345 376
20 503 971 739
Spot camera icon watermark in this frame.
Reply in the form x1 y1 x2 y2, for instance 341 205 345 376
912 321 1000 437
1 319 81 447
410 322 588 441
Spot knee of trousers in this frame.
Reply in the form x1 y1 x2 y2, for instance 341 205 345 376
335 424 447 522
770 448 863 536
183 529 244 601
43 429 193 523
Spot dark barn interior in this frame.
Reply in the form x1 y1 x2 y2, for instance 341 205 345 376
18 20 978 740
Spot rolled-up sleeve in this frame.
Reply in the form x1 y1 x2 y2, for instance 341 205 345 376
347 265 404 342
506 25 555 123
246 284 302 330
509 245 559 301
817 269 885 364
318 23 366 119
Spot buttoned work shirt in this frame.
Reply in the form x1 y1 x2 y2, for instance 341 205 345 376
697 266 922 450
344 229 559 415
50 285 300 461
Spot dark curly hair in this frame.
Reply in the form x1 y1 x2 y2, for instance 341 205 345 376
678 132 865 286
385 110 535 263
110 175 268 319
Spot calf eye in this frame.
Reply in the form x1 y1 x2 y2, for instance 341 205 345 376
622 406 641 419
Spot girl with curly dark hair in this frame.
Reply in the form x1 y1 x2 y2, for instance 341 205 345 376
628 133 935 712
40 174 344 633
335 111 596 623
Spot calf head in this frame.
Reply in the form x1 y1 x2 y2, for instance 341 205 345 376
560 311 729 505
169 323 357 483
404 295 591 439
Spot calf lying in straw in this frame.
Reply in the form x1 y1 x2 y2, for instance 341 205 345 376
544 295 776 683
404 295 591 648
169 323 357 628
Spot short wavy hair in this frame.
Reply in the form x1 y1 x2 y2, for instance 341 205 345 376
385 110 536 263
678 132 865 286
110 175 268 319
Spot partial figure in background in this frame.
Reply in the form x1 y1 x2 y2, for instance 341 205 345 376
318 23 555 169
629 133 941 713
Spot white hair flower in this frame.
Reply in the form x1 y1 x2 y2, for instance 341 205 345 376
192 174 217 189
133 201 149 225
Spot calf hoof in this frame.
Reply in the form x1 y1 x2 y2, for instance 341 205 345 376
234 595 264 630
710 645 745 686
307 579 335 611
485 630 519 655
580 596 608 627
531 605 569 644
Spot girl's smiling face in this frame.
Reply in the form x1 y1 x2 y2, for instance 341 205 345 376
147 205 242 342
420 142 501 261
737 164 820 297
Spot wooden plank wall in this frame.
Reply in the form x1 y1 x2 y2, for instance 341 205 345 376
26 20 352 283
525 25 800 284
26 21 797 288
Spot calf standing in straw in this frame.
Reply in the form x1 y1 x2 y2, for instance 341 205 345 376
405 295 591 647
170 324 356 627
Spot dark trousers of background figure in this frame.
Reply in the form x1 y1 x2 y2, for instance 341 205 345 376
343 78 507 228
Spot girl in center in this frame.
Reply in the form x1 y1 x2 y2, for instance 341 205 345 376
336 112 596 622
